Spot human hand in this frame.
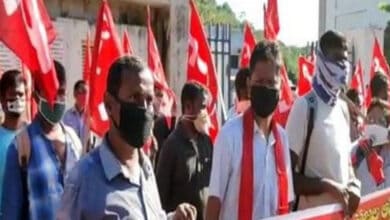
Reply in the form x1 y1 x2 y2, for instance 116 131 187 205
173 203 197 220
322 179 350 217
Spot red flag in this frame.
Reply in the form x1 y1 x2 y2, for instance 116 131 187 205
240 22 256 68
351 60 366 108
264 0 280 41
83 31 92 83
123 30 134 55
297 56 315 96
89 0 123 137
274 65 294 127
147 7 176 128
0 0 59 105
366 38 390 106
188 0 219 141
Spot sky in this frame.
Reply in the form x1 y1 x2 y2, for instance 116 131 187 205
216 0 319 47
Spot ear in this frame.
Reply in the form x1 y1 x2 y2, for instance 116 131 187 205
104 92 113 116
246 77 251 98
33 91 39 103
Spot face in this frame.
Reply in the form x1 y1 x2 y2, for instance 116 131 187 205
106 69 154 128
248 61 281 95
74 84 88 109
1 83 26 117
367 106 388 127
326 40 348 62
184 93 208 118
153 88 163 115
35 83 67 125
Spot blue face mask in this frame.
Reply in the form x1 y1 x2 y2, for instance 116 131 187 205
38 95 66 125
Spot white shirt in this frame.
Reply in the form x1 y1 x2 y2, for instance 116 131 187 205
286 94 352 210
209 115 295 219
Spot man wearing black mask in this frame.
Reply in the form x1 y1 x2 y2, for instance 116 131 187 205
206 41 294 220
58 56 196 220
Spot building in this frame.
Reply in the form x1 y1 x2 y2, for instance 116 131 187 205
0 0 189 108
319 0 390 82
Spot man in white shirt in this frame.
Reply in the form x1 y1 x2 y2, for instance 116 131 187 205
206 41 294 220
286 30 360 218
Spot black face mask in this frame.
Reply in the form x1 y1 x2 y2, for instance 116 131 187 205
113 98 154 149
250 85 279 118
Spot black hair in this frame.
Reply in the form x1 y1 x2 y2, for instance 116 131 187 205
181 81 207 113
54 60 66 86
346 89 360 106
234 68 250 98
35 60 66 91
0 70 25 98
249 41 282 73
370 72 388 98
319 30 346 56
73 80 86 92
107 56 147 97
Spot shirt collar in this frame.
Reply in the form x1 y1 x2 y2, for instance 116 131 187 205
252 120 276 146
99 138 153 183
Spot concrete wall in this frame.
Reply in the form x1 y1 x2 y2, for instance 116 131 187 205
319 0 390 82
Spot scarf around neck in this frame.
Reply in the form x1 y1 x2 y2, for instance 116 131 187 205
312 47 350 106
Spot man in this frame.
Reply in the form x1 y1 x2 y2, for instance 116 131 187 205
286 31 360 217
0 70 27 208
353 101 389 196
57 56 196 220
1 61 83 220
63 80 89 150
206 41 294 220
226 68 250 120
370 72 388 102
156 82 213 220
346 89 362 142
153 87 176 164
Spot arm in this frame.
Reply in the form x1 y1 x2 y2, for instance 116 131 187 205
206 128 232 220
56 164 83 220
156 139 176 212
1 142 26 220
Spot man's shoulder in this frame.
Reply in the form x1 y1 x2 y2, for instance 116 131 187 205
67 148 101 183
217 116 243 142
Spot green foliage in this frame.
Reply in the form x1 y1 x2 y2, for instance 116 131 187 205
195 0 241 27
280 44 308 84
195 0 309 84
379 2 390 12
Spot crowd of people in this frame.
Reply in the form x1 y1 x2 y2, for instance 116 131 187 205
0 30 389 220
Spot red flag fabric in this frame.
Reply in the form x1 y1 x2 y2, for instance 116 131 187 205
0 0 59 105
264 0 280 41
239 22 256 68
188 0 219 141
274 65 294 127
83 31 92 83
89 0 123 137
147 7 176 126
123 30 134 55
366 38 390 106
297 56 315 96
350 60 366 108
